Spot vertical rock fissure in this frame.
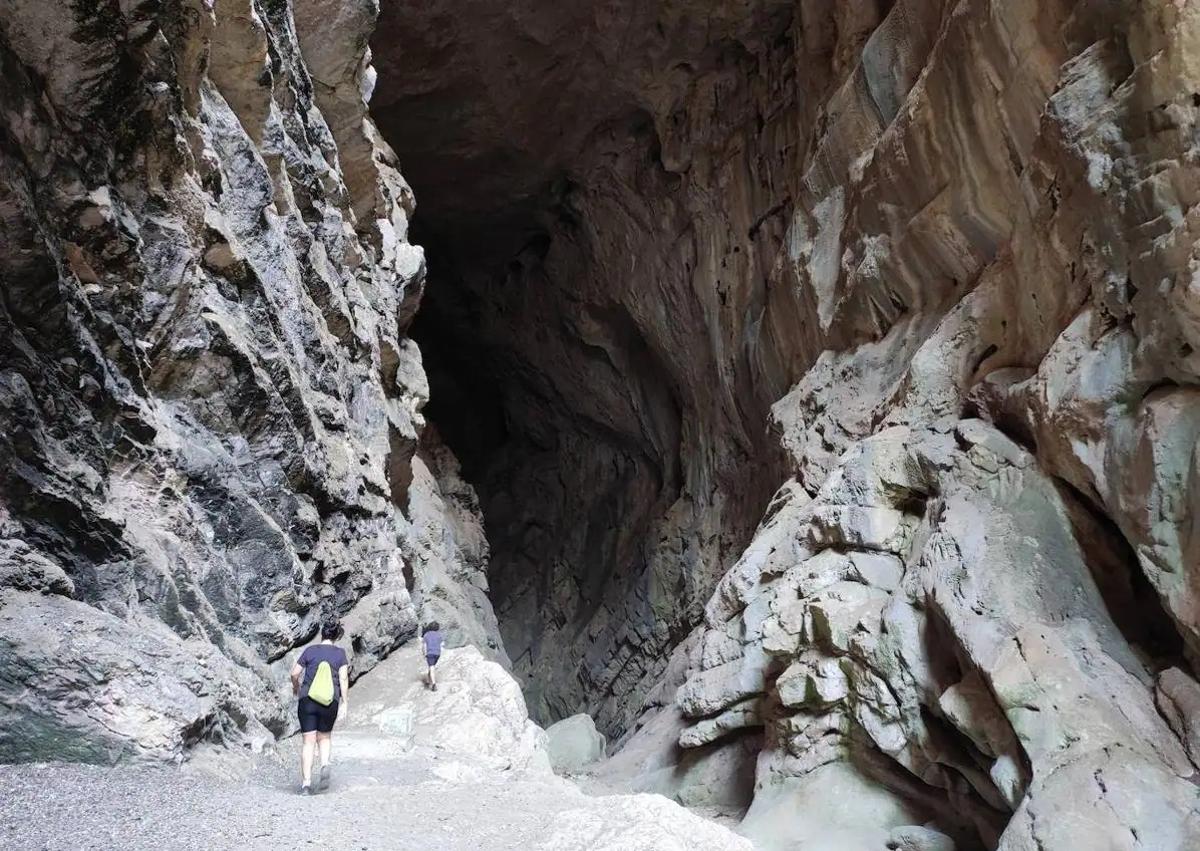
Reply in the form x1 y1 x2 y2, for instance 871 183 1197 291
1053 475 1188 670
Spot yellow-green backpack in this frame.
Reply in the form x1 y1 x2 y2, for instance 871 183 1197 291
308 660 336 706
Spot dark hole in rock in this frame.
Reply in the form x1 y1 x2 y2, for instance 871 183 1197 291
373 4 789 733
1053 476 1187 668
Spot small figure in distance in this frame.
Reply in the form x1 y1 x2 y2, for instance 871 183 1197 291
422 622 444 691
290 620 350 795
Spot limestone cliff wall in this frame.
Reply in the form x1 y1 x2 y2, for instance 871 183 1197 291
0 0 498 762
2 0 1198 846
665 4 1200 847
638 2 1200 847
370 0 1200 847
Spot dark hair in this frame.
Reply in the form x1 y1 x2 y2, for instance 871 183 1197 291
321 620 344 641
422 622 440 634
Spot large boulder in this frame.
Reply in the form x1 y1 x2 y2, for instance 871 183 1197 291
534 792 753 851
887 826 958 851
0 591 280 763
348 644 550 774
545 713 607 774
739 762 931 851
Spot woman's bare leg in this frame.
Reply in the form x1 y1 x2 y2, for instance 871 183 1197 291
317 732 333 788
301 732 317 787
317 732 332 769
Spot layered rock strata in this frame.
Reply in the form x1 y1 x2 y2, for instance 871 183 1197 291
666 1 1200 844
2 0 1198 847
0 0 496 762
370 0 1200 847
375 0 801 732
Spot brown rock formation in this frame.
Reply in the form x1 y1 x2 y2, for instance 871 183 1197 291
370 0 1200 847
374 0 800 730
1 0 1197 847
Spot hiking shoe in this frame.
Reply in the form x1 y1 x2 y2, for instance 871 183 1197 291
319 765 332 791
300 784 313 796
431 683 438 692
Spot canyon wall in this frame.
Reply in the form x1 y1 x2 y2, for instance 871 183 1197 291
666 3 1200 847
0 0 500 763
371 0 1200 847
1 0 1198 847
374 0 805 732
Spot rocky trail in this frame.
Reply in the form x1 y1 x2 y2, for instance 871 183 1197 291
0 648 750 851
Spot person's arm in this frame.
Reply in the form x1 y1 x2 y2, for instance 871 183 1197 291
337 665 350 719
291 648 308 696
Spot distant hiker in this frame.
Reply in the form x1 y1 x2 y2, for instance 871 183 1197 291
422 622 444 691
291 620 350 795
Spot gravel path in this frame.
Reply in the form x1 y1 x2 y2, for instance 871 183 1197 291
0 734 632 851
1 652 753 851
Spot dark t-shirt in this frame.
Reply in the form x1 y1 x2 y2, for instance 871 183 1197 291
298 643 348 701
423 630 444 657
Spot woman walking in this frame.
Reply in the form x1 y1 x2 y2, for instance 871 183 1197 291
422 622 444 691
290 620 350 794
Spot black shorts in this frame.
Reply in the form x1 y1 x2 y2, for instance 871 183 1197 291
298 696 339 734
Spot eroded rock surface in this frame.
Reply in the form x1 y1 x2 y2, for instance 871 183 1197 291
0 0 492 762
371 0 1200 848
3 0 1199 848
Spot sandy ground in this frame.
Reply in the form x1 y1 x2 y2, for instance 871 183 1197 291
2 732 663 851
2 648 751 851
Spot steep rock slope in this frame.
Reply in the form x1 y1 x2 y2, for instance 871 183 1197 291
0 0 497 762
371 0 1200 847
664 3 1200 846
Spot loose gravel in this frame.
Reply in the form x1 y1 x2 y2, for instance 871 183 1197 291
1 733 619 851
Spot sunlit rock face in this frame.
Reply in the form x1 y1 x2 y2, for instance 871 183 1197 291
0 0 500 763
372 0 1200 847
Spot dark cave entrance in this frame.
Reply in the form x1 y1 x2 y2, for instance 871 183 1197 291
408 234 510 488
404 211 706 732
369 1 792 733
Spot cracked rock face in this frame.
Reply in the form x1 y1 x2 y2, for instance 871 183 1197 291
0 0 499 762
370 0 1200 847
3 0 1199 848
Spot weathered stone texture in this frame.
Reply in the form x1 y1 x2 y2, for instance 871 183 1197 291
370 0 1200 848
2 1 1198 847
0 0 489 762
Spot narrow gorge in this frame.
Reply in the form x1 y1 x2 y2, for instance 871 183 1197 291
1 1 1198 849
